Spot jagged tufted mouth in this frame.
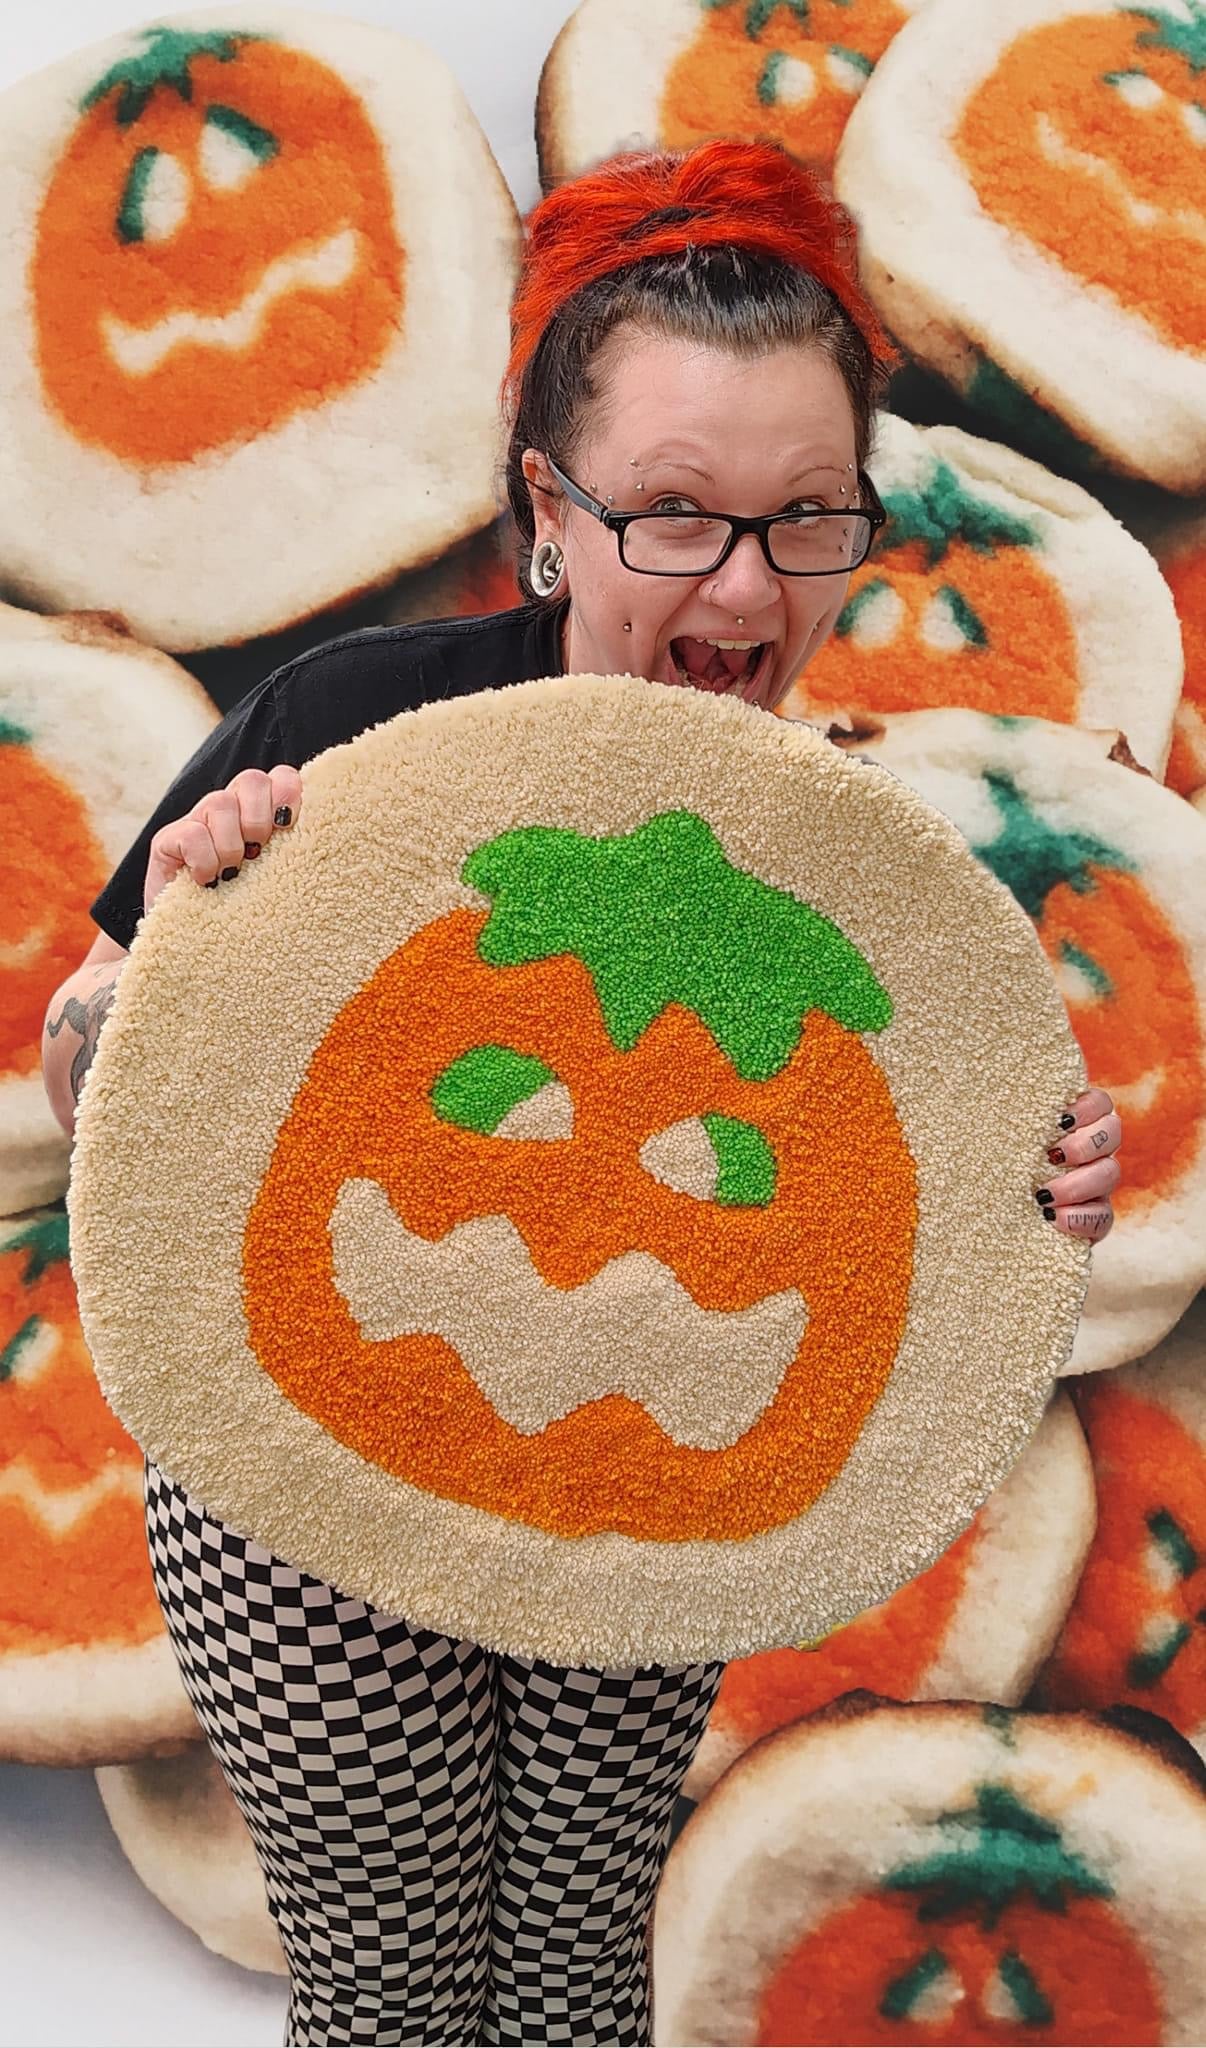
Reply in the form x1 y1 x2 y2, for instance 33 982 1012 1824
328 1179 810 1449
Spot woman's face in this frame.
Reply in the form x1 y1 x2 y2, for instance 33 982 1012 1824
523 328 862 714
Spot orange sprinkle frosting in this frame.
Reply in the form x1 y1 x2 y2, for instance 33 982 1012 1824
31 37 404 463
956 14 1206 356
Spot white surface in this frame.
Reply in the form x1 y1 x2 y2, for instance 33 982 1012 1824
1 1763 287 2047
1 15 578 2046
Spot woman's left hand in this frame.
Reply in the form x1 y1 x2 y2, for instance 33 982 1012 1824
1036 1085 1121 1241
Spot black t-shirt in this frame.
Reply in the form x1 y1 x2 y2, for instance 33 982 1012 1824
90 601 568 952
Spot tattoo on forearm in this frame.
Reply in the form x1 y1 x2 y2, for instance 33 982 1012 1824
45 971 119 1107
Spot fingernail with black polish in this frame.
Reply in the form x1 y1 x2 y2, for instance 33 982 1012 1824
274 805 292 827
244 842 261 859
1060 1113 1077 1130
1043 1206 1056 1221
221 866 238 881
205 878 219 889
1035 1187 1053 1203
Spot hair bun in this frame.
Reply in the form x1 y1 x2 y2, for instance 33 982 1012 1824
505 140 899 411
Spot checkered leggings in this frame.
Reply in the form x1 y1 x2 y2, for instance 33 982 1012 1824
143 1458 723 2047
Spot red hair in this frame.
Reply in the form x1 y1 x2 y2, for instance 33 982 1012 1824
503 139 899 414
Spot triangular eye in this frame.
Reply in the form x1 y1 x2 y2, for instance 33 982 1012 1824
199 104 279 190
640 1115 777 1206
880 1949 962 2028
922 584 988 652
836 576 903 648
640 1119 720 1201
493 1080 573 1140
430 1045 571 1139
116 147 189 244
983 1955 1053 2030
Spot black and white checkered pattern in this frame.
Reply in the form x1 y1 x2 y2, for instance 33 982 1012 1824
144 1458 722 2047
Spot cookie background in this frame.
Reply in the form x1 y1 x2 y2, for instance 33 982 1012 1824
3 1 1203 2044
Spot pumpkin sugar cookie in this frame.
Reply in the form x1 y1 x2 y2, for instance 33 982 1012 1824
68 674 1092 1668
0 1208 200 1765
653 1696 1206 2045
537 0 929 193
0 598 217 1215
835 0 1206 494
828 708 1206 1378
380 516 522 631
97 1745 285 1974
1131 501 1206 802
684 1386 1094 1802
780 413 1182 777
831 708 1206 1376
1033 1292 1206 1761
0 7 519 650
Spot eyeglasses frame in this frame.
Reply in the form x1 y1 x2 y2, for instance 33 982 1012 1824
541 453 888 578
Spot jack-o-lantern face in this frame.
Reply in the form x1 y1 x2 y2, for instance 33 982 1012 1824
788 456 1082 725
954 4 1206 354
242 811 919 1543
32 27 403 463
659 0 911 181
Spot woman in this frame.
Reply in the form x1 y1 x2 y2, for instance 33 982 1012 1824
42 139 1121 2048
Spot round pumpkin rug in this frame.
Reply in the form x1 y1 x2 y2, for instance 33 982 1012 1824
66 673 1090 1666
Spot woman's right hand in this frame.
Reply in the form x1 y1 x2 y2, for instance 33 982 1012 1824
143 765 304 916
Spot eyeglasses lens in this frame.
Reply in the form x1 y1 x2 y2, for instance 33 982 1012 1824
620 513 873 575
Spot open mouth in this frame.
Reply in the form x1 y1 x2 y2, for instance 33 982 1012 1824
665 636 774 706
330 1178 807 1447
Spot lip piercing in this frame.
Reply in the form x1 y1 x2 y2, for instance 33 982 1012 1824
607 494 614 505
623 622 632 632
737 615 745 626
636 482 645 492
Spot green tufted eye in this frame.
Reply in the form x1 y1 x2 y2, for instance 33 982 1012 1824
116 145 188 243
430 1045 571 1139
640 1114 777 1207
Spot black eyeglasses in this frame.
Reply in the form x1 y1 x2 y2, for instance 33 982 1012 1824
544 454 886 578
